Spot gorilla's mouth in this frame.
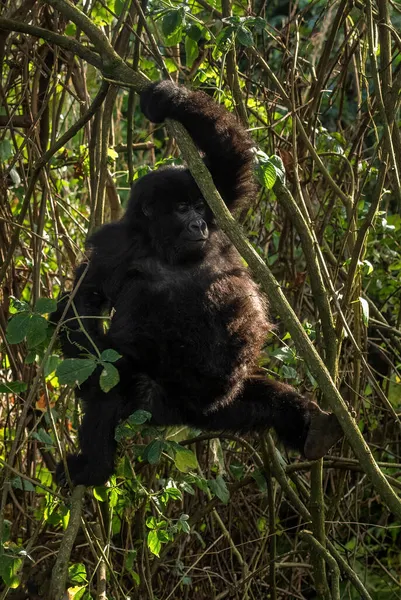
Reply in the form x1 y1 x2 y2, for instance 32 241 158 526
182 236 208 244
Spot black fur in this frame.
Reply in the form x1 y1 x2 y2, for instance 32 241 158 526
53 82 331 486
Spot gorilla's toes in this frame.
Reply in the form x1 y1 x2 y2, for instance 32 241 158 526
303 410 343 460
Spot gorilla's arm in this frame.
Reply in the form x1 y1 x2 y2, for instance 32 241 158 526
51 222 130 359
140 81 256 211
52 264 108 359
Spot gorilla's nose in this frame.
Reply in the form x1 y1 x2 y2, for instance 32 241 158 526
188 220 208 238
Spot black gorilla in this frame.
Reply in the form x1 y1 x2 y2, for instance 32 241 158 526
54 81 342 486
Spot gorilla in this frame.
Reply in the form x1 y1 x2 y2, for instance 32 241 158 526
53 81 342 486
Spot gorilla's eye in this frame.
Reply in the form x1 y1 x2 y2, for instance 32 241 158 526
176 203 188 213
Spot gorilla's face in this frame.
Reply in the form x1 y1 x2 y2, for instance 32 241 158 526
150 198 209 263
137 168 212 264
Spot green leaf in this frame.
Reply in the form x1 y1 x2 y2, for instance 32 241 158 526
146 516 158 529
208 475 230 504
127 410 152 425
251 468 267 491
281 365 298 379
362 259 373 275
56 358 97 386
269 154 286 183
174 446 198 472
178 513 190 533
187 23 202 42
230 463 245 480
65 23 76 36
107 147 118 160
32 428 54 447
115 423 133 442
185 36 199 68
26 314 48 348
214 27 234 55
11 476 35 492
0 381 27 394
236 26 254 47
164 487 182 501
144 439 164 464
93 486 108 502
147 530 161 556
255 158 276 190
243 16 267 33
0 553 22 587
9 168 21 187
0 139 12 162
68 562 87 585
24 350 36 364
10 297 30 313
44 354 61 377
180 481 195 495
34 297 57 314
99 363 120 392
271 346 295 362
6 312 31 344
100 349 122 363
162 8 185 37
164 27 183 47
359 296 369 326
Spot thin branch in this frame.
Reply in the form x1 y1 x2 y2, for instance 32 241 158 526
49 485 86 599
0 82 110 284
0 17 102 69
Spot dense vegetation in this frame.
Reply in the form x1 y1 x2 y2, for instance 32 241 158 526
1 0 401 598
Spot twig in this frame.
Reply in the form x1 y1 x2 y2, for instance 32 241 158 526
300 531 341 600
49 485 86 599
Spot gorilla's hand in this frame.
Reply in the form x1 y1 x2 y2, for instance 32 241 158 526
140 81 188 123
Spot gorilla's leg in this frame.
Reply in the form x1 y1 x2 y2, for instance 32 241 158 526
203 377 343 460
56 391 123 487
56 374 179 487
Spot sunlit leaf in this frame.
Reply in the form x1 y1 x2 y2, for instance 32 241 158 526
147 530 161 556
174 446 198 472
359 296 369 326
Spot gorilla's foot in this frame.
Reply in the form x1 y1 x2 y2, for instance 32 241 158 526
303 406 343 460
56 454 113 487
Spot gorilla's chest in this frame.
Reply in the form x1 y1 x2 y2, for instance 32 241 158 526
127 264 267 357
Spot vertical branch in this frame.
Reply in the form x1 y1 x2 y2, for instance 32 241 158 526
300 531 341 600
366 0 401 210
221 0 248 127
288 22 335 593
49 486 86 599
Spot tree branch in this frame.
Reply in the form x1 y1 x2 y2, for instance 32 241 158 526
168 118 401 520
